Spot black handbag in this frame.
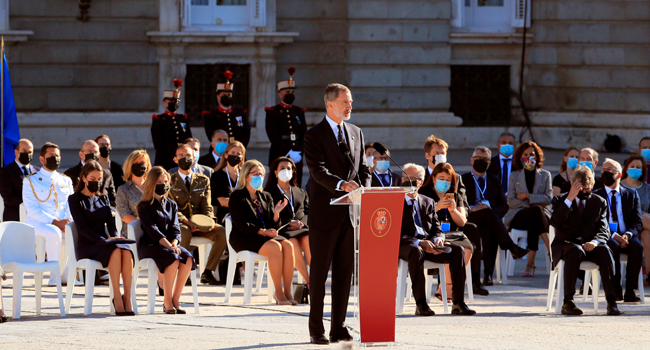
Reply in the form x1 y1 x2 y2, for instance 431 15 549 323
293 283 309 304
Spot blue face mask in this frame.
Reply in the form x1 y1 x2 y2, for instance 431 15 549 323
627 168 643 180
193 151 200 165
215 142 228 156
375 160 390 173
641 149 650 162
435 179 451 193
579 161 593 171
567 157 579 170
249 175 263 190
500 144 514 157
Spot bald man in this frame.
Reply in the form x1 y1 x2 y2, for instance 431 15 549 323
64 140 117 206
0 139 41 221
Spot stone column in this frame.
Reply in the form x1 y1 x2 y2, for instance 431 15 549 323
156 44 187 113
251 48 277 143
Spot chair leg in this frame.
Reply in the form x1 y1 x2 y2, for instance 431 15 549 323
546 268 557 311
243 257 255 305
406 274 412 302
395 260 407 314
84 268 96 316
583 271 591 303
107 274 115 315
130 269 138 315
255 262 266 293
555 262 564 314
639 271 646 304
592 270 599 312
54 269 65 317
35 272 42 316
266 262 274 303
65 265 76 314
146 268 157 315
439 267 448 314
191 268 200 314
12 271 24 319
425 274 433 303
465 264 474 303
223 256 238 303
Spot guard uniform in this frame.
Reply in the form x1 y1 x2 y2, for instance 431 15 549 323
152 79 192 170
202 70 251 147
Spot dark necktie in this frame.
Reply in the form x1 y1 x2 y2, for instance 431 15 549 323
410 199 423 230
185 175 191 190
382 173 390 186
501 159 511 193
477 176 486 201
22 166 29 176
610 191 620 232
337 124 344 144
578 199 585 216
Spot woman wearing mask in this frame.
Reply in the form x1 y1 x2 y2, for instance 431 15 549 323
504 141 552 277
365 142 375 172
552 146 580 196
116 150 151 237
265 157 310 285
229 160 296 305
68 161 135 316
210 141 246 223
137 166 194 314
620 155 650 283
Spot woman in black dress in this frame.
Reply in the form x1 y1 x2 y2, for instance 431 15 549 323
68 161 135 316
552 146 580 196
137 166 194 314
265 157 310 284
210 141 246 223
229 160 296 305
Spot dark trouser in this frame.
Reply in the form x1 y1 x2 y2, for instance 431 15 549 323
460 223 481 281
607 235 643 297
510 206 549 251
180 223 227 272
3 205 19 222
468 208 515 278
399 243 466 304
308 218 354 337
560 242 616 303
296 160 304 188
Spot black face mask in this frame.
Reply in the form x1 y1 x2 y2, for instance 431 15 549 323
18 152 32 165
99 146 111 158
282 93 295 105
85 153 99 163
86 180 102 193
220 95 232 107
577 190 591 200
166 101 178 113
131 163 147 178
227 155 242 167
601 171 617 187
472 159 489 173
178 157 193 171
46 156 61 171
155 183 170 196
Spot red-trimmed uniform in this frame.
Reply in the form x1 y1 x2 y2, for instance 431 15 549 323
265 101 307 186
151 111 192 170
202 106 251 147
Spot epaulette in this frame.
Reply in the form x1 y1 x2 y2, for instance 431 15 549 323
264 106 274 111
235 107 247 114
183 114 188 119
292 105 306 112
152 114 159 120
25 173 36 178
201 110 210 118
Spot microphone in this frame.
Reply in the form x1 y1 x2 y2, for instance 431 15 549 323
338 141 364 188
373 142 416 192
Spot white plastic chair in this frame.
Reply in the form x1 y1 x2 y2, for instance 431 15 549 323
494 248 508 284
190 236 213 277
619 253 645 304
127 220 199 314
0 196 4 221
223 217 273 304
112 207 123 237
396 259 449 313
64 222 137 315
21 203 67 274
507 229 551 276
0 222 65 319
546 226 600 313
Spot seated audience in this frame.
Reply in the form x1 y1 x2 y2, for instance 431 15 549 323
116 150 151 237
199 129 229 169
64 140 117 206
211 141 246 223
560 148 603 192
552 146 580 196
168 138 214 177
371 148 400 187
95 134 125 190
364 142 375 172
0 138 40 221
487 132 517 195
620 155 650 283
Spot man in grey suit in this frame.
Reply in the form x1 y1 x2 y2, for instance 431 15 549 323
168 137 214 178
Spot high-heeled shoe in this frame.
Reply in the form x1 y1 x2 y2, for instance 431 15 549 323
123 296 136 316
163 305 176 314
523 265 536 277
112 298 128 316
273 294 292 305
174 306 187 314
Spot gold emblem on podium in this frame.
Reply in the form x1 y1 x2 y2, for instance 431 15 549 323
370 208 391 238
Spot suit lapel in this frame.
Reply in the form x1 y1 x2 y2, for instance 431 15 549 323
11 162 23 180
320 118 348 168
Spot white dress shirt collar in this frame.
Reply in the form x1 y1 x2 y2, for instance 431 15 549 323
178 171 192 183
499 154 513 161
605 185 621 195
15 159 28 168
325 115 347 143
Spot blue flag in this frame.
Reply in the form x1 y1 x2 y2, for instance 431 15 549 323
2 54 19 166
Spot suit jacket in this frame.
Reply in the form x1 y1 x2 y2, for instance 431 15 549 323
400 194 444 247
504 168 552 227
304 117 371 230
371 169 400 187
267 184 309 230
0 162 40 221
486 155 512 180
168 164 214 178
168 171 214 222
461 171 509 218
198 152 219 169
550 193 610 267
64 162 116 206
593 185 643 237
229 188 279 236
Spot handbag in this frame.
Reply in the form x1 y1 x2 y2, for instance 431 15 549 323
293 283 309 304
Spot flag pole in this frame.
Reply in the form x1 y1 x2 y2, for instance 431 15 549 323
1 36 4 167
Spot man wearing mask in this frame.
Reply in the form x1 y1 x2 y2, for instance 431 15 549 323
22 142 75 285
399 163 475 316
152 79 192 170
265 67 307 186
560 148 603 192
370 148 399 187
64 140 117 206
0 139 40 221
422 134 449 184
169 144 226 285
594 158 644 302
95 134 125 189
487 132 516 195
199 129 229 169
637 137 650 184
202 70 251 148
168 138 213 178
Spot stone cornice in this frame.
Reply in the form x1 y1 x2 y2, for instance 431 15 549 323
0 30 34 43
449 32 533 45
146 31 299 45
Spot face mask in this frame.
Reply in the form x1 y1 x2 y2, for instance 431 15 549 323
214 142 228 156
178 156 193 171
166 100 178 113
579 161 593 171
220 95 232 107
500 144 514 157
434 154 447 166
18 152 32 165
99 146 111 158
376 160 390 173
131 163 147 178
472 158 489 173
641 149 650 162
435 179 451 193
601 171 617 187
627 168 643 180
278 169 293 183
227 155 242 167
86 180 102 193
567 157 579 170
85 153 99 163
522 156 536 170
282 93 295 105
46 156 61 171
366 156 374 166
193 151 200 165
249 175 263 190
577 190 591 200
155 183 170 196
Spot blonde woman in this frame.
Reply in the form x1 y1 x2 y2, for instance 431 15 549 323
228 160 296 305
210 141 246 223
116 150 151 236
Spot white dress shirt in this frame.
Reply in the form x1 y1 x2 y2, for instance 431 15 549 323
605 185 631 237
212 151 221 165
326 115 349 191
178 170 192 186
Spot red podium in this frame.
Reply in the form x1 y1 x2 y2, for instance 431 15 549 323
331 186 410 344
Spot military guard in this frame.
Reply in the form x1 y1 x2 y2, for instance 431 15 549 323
152 79 192 170
202 71 251 148
265 67 307 186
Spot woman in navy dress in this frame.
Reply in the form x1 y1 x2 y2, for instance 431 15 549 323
68 161 135 316
137 166 194 314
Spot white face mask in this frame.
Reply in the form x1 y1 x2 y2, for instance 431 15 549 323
278 169 293 183
366 156 374 166
434 154 447 166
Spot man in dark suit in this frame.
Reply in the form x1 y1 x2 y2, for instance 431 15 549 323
199 129 229 169
461 146 528 294
400 164 475 316
594 158 644 302
550 165 621 315
168 138 214 178
370 148 400 187
0 139 40 221
560 148 604 192
64 140 116 206
486 132 516 195
304 84 371 345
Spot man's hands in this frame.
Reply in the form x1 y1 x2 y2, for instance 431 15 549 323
52 218 72 233
516 192 530 201
340 181 360 193
582 241 597 252
567 180 583 202
614 234 629 248
419 239 443 255
185 220 200 233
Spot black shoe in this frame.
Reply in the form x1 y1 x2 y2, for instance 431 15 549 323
510 246 529 260
112 298 128 316
310 334 330 345
451 302 476 315
0 315 7 323
163 305 176 314
561 300 583 315
174 308 187 314
624 292 641 303
607 302 622 315
123 296 136 316
415 303 435 316
330 328 353 343
200 271 218 285
483 275 493 286
472 282 489 296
